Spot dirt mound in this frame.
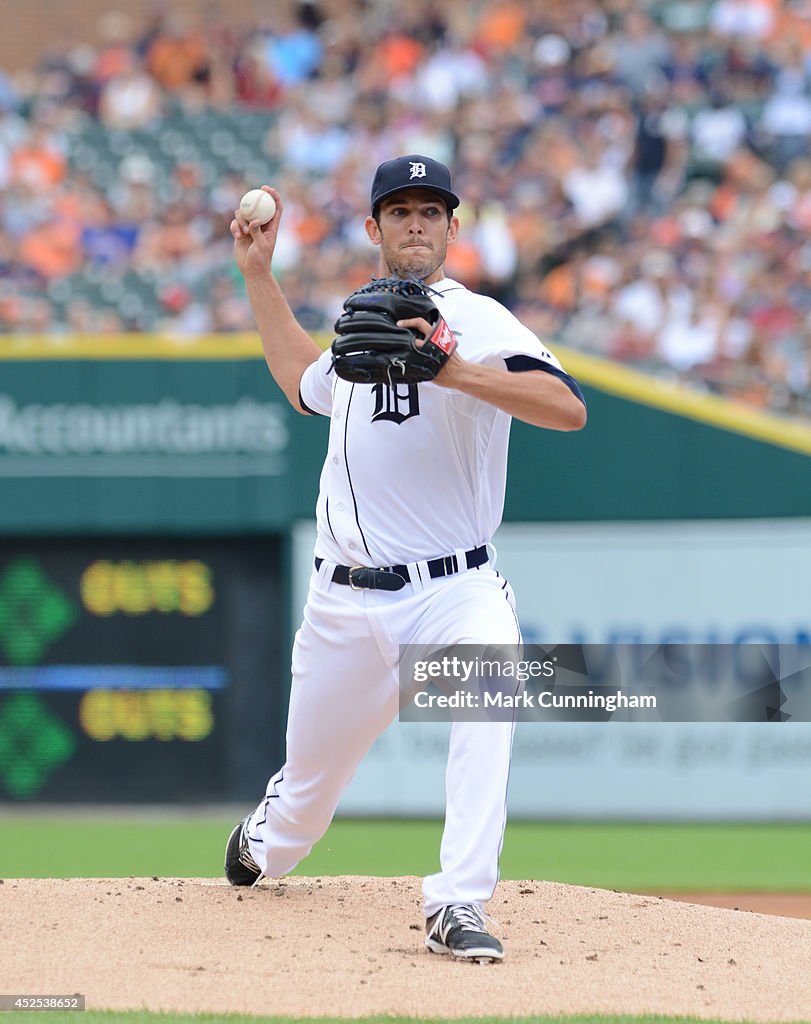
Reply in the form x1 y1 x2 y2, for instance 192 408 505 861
2 876 809 1020
648 892 811 921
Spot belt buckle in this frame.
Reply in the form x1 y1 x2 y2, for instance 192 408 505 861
348 566 365 590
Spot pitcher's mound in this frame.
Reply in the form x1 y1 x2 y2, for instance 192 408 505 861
3 876 810 1020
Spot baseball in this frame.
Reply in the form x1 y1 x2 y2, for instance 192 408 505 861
239 188 276 224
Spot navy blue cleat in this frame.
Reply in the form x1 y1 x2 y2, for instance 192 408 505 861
425 903 504 963
224 816 262 887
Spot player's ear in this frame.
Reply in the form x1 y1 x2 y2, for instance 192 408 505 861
447 215 460 243
365 215 381 245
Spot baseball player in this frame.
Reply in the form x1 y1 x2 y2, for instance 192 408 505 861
225 155 586 962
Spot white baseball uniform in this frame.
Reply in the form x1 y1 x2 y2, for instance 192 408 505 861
243 276 581 916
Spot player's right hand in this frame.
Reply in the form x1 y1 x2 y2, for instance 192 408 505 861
231 186 281 279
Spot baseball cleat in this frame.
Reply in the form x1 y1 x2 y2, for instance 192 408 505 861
425 903 504 963
224 815 263 886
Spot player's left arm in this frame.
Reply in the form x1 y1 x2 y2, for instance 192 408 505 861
397 314 586 431
438 352 586 430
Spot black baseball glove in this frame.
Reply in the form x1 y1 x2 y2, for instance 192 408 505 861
331 277 457 385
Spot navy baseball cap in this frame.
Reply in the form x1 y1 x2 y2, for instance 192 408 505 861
370 155 460 213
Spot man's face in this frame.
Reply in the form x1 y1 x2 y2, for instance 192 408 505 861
365 189 458 284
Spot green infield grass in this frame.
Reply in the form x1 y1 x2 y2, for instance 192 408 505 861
0 818 809 890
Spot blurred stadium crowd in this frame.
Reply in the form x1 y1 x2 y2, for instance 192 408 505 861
1 0 811 418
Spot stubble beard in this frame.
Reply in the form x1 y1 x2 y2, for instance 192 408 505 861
381 240 446 282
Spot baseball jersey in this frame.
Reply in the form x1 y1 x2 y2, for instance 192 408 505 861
298 276 579 567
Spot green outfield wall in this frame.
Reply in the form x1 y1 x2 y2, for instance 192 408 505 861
0 335 809 532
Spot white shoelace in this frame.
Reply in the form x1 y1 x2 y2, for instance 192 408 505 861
241 841 264 887
239 846 261 872
239 823 262 874
446 903 486 932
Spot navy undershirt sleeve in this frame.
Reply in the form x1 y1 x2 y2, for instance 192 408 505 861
504 355 586 406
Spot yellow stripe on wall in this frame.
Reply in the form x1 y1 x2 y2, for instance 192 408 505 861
558 347 811 457
0 334 266 360
1 333 809 456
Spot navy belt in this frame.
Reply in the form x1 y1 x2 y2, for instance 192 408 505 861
315 544 488 592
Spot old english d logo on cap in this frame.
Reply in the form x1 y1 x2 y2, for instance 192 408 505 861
371 154 460 212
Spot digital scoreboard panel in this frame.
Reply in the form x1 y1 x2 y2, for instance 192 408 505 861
0 538 284 802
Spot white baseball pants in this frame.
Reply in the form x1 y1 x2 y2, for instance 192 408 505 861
245 558 521 917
